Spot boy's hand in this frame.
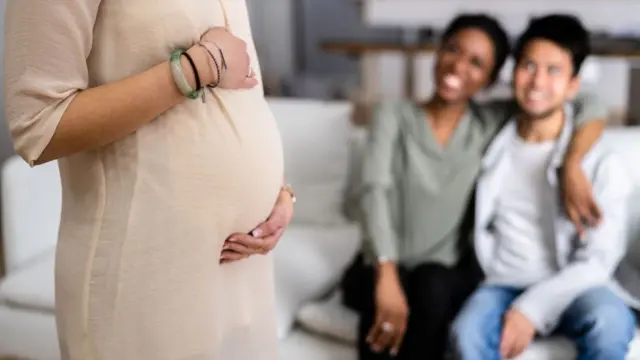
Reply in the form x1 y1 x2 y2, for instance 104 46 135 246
500 309 536 359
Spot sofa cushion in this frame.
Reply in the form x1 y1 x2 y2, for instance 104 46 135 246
600 127 640 184
273 224 361 340
291 181 348 227
627 189 640 262
269 98 354 226
0 249 55 312
297 290 358 345
279 328 356 360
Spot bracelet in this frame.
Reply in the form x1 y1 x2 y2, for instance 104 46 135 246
281 184 296 204
214 42 228 71
169 49 203 100
182 51 202 91
198 42 222 88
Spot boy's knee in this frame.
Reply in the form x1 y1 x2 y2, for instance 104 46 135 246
585 304 636 346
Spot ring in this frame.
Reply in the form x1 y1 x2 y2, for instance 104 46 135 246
381 321 394 333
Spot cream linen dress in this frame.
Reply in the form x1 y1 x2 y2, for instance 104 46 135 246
3 0 283 359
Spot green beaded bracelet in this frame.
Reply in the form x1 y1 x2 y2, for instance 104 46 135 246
170 49 203 100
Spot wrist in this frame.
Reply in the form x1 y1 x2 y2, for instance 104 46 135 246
279 184 296 205
563 144 585 165
562 156 582 175
376 261 399 280
196 42 224 86
186 45 216 86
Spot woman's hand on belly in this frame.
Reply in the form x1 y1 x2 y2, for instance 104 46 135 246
220 188 294 263
201 28 258 90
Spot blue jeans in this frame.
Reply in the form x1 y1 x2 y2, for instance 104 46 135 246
450 285 636 360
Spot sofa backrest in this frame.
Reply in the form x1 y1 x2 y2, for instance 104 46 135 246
269 98 356 227
600 126 640 264
1 156 61 273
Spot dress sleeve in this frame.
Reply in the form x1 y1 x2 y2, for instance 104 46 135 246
3 0 101 166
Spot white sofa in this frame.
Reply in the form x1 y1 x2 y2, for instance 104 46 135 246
0 98 639 360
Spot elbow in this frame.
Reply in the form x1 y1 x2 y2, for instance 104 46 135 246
6 104 69 167
12 137 45 168
10 124 56 167
5 87 77 167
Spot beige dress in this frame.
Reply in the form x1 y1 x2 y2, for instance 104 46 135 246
3 0 283 359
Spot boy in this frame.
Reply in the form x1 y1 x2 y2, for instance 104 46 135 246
450 15 639 360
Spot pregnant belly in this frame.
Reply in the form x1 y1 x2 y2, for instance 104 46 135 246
132 92 285 238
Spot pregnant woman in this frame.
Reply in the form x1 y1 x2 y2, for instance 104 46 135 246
3 1 293 359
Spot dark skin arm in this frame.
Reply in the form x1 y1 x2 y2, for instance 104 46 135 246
561 119 606 237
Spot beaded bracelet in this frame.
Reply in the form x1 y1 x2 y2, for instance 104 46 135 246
169 49 203 100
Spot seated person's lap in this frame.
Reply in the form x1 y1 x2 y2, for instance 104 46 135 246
452 285 636 354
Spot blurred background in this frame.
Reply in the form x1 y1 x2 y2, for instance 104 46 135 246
247 0 640 125
1 0 640 170
2 2 640 360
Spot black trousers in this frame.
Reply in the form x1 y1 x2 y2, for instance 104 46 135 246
341 253 483 360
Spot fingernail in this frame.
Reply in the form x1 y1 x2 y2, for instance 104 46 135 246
223 245 230 250
252 229 262 237
229 237 237 242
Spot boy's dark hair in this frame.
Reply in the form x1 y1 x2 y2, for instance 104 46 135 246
513 14 590 76
441 14 511 86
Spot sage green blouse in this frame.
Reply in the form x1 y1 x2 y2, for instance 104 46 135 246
358 94 606 268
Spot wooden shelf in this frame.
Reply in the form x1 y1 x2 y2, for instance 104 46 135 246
320 39 640 58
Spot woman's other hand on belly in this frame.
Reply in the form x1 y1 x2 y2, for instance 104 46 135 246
220 187 294 263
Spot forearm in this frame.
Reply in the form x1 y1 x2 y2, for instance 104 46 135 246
564 92 608 163
513 262 610 334
564 119 606 163
37 46 214 164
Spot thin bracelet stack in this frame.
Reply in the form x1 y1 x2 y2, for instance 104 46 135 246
169 44 227 102
198 41 227 89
